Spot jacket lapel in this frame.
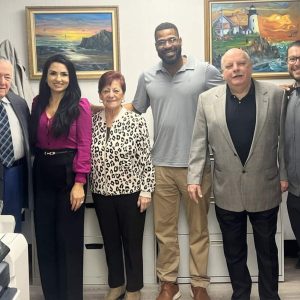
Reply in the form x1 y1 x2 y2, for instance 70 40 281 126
245 81 268 164
214 86 237 153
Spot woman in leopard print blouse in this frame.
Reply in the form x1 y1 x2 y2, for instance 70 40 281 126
90 71 155 300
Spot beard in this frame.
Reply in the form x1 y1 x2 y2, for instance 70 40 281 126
158 45 182 65
289 68 300 84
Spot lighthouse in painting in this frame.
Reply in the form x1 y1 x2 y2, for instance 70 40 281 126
248 4 259 34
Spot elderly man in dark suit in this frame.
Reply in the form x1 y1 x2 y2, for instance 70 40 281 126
0 57 32 232
188 48 288 300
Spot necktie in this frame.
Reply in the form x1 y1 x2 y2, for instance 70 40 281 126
0 101 14 167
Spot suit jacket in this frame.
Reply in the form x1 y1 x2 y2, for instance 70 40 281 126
0 91 33 210
188 80 286 212
280 88 300 196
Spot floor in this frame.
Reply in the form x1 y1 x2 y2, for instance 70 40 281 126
29 257 300 300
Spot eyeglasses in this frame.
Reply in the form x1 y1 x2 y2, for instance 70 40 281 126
155 36 179 48
287 56 300 64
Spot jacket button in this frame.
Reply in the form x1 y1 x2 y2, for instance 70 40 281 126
242 170 246 173
234 153 237 156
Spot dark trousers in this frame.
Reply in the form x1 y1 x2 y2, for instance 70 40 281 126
215 205 280 300
2 162 25 233
287 192 300 251
92 192 146 292
33 152 85 300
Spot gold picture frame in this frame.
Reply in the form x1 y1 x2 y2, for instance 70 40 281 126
204 0 300 79
26 6 120 79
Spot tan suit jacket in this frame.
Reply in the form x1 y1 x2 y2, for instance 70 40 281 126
188 80 286 212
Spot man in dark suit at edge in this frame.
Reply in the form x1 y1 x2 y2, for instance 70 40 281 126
0 57 33 232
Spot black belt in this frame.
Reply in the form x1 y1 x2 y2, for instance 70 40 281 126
35 148 76 156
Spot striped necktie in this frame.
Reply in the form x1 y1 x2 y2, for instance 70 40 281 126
0 101 14 167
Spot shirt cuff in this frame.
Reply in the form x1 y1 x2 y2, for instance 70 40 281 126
140 191 152 199
75 173 87 184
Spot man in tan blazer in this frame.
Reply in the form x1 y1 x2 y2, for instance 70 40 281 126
187 48 288 300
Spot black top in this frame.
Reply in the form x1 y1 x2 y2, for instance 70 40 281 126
226 81 256 166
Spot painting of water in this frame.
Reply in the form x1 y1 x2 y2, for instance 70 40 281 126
26 6 120 79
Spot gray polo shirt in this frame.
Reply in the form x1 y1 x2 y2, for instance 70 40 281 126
133 56 223 167
285 87 300 196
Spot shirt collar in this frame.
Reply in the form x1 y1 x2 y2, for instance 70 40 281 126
0 96 10 104
288 82 300 97
156 55 196 73
227 79 255 100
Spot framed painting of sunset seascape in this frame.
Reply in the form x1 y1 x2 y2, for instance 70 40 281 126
26 6 120 79
205 0 300 79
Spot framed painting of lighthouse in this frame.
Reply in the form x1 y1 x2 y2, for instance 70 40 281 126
26 6 120 79
204 0 300 79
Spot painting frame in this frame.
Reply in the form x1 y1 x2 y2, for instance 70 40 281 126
26 6 120 80
204 0 300 79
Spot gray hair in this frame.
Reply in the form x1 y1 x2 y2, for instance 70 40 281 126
220 48 251 71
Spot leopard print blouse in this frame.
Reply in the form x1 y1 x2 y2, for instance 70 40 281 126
90 107 155 196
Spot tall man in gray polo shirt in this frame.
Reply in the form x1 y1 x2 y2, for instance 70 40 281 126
128 22 223 300
282 40 300 269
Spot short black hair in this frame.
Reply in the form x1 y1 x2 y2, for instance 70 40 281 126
287 40 300 53
154 22 179 40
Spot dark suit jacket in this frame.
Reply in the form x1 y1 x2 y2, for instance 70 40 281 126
188 80 286 212
0 91 33 210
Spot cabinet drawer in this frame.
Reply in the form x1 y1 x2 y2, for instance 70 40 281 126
84 196 154 237
84 208 101 238
83 235 157 285
83 236 107 285
143 235 156 283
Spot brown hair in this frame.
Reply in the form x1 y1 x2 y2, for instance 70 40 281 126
98 71 126 93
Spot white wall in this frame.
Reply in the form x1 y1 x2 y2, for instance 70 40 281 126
0 0 210 104
2 0 293 104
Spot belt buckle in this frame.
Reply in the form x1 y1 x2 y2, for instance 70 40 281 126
44 151 55 156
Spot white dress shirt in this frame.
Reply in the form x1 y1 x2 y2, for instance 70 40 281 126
1 97 25 160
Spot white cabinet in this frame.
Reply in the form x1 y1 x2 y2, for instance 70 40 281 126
83 192 284 285
1 233 30 300
83 192 157 285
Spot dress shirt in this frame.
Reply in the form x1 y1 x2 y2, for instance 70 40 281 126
1 97 25 160
226 82 256 166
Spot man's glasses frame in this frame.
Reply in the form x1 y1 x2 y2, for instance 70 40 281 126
287 56 300 64
155 36 179 49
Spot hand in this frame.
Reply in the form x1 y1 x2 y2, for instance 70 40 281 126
70 182 85 211
279 84 293 92
188 184 203 204
280 180 288 193
123 102 134 111
90 103 104 114
137 196 151 213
